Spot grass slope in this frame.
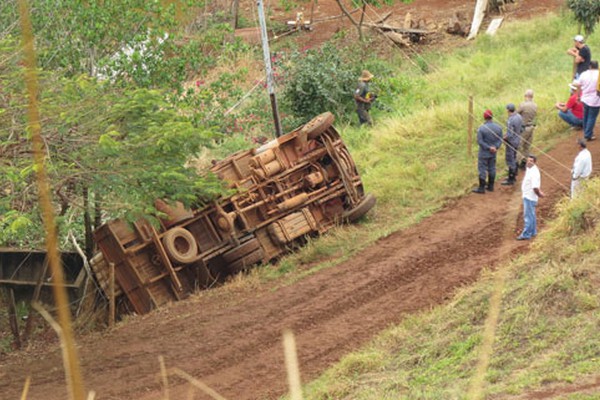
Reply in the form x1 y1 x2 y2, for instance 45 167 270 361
285 13 600 400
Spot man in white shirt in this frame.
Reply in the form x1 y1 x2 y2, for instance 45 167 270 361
518 155 544 240
574 60 600 141
571 138 593 198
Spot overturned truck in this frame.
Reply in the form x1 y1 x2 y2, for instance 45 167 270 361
91 112 375 315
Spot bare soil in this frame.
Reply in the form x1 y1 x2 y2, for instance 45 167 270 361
2 1 590 400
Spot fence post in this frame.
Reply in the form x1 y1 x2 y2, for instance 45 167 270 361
468 95 474 157
109 262 115 328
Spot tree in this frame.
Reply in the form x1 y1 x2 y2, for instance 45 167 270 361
0 38 223 252
568 0 600 36
2 0 207 91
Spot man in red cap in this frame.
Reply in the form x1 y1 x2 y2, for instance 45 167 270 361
473 109 503 193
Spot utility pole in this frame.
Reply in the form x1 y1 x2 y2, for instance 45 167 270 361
257 0 283 137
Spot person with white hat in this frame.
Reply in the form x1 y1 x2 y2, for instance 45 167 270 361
555 83 584 129
354 70 375 126
567 34 591 79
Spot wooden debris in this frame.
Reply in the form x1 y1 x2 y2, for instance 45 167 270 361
447 11 470 36
486 17 504 35
374 11 392 24
384 31 412 47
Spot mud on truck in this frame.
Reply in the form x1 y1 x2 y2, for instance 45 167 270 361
90 112 376 315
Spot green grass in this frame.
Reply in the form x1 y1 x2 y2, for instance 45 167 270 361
251 12 588 287
296 165 600 399
266 12 600 400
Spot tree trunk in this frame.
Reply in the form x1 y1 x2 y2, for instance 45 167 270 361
231 0 240 29
334 0 363 40
358 1 367 41
83 186 94 259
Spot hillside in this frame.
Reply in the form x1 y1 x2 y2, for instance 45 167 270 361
1 1 596 400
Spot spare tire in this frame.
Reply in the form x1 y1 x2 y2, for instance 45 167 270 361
162 227 198 264
300 112 335 140
342 193 376 223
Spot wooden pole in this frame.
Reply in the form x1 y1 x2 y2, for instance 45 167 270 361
109 262 115 328
8 288 22 349
22 257 50 346
468 95 474 157
18 1 86 397
283 330 302 400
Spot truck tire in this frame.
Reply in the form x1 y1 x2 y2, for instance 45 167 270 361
300 112 334 140
222 237 261 263
162 227 198 265
226 248 265 273
342 193 376 222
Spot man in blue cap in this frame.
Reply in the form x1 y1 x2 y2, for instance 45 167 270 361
501 103 523 186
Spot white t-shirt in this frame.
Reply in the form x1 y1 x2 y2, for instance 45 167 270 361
576 69 600 107
521 164 541 201
572 148 592 180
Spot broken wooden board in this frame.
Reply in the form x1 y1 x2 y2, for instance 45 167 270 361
384 31 411 47
467 0 488 40
486 17 504 35
364 22 429 35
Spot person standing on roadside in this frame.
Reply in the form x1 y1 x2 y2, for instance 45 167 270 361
575 60 600 141
571 138 592 199
354 70 375 126
556 84 584 129
502 103 523 185
517 89 538 169
517 155 544 241
567 35 591 79
473 109 503 194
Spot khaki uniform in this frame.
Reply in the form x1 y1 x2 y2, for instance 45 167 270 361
517 100 537 165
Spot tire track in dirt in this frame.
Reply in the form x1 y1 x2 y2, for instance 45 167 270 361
2 129 593 400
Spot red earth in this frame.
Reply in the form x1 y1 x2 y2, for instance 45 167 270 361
3 1 592 400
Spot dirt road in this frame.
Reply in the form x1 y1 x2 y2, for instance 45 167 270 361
1 130 595 400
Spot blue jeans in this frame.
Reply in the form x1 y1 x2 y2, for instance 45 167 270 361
582 103 600 139
558 110 583 127
521 198 538 239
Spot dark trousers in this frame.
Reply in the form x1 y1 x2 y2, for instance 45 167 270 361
583 103 600 139
478 156 496 180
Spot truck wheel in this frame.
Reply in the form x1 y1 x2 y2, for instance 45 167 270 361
222 237 261 263
300 112 334 140
227 248 265 273
342 193 376 222
162 227 198 264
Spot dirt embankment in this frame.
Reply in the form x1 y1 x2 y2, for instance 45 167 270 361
1 132 595 400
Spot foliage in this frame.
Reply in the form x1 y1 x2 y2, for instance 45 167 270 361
2 0 213 92
567 0 600 35
281 43 361 123
0 38 223 248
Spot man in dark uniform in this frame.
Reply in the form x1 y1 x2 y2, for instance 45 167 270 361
354 70 375 125
473 109 503 194
502 103 523 185
567 35 591 79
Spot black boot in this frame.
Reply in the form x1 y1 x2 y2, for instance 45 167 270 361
501 170 515 185
472 178 486 194
487 175 495 192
